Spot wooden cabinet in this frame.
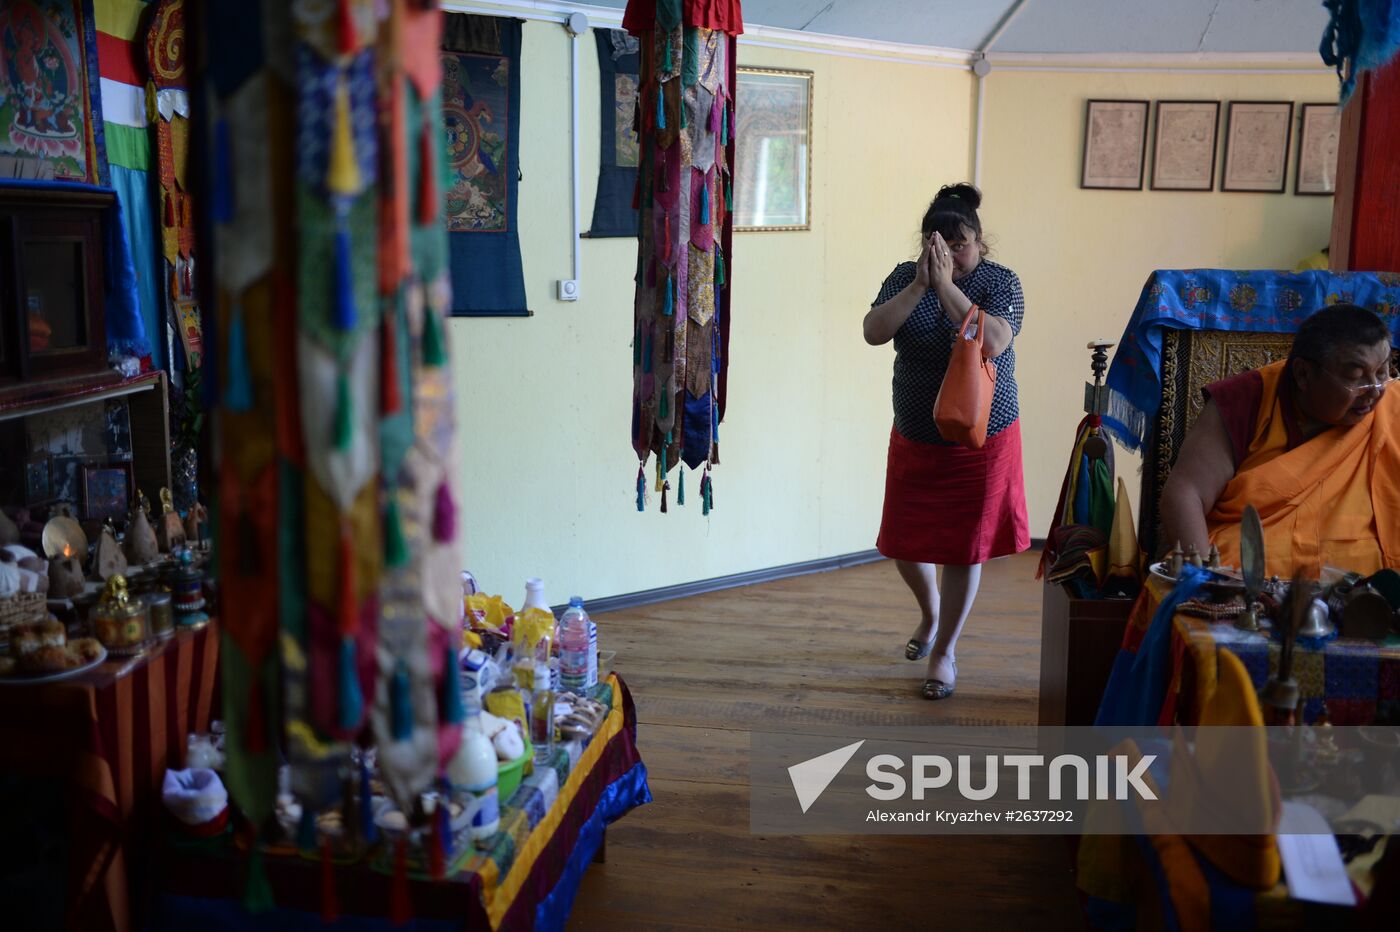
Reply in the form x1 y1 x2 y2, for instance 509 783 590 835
0 187 111 385
1038 581 1134 727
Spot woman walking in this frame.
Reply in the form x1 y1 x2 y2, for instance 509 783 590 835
863 183 1030 700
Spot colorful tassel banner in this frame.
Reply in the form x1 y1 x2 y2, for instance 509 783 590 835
442 644 465 724
225 303 254 412
433 480 457 543
390 660 413 741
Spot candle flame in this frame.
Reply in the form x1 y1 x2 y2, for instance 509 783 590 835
62 544 72 558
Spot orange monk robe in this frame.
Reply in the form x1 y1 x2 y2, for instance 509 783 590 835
1206 360 1400 577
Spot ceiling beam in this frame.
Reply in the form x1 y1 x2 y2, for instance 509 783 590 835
978 0 1032 55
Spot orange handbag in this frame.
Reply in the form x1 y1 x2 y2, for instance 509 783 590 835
933 303 997 449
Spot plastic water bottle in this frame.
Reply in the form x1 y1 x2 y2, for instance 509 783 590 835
558 597 593 693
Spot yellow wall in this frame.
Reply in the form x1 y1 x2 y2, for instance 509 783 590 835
449 23 974 602
979 69 1337 537
446 14 1339 602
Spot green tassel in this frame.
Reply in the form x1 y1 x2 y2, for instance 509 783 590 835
244 846 276 913
663 37 672 72
663 275 674 316
720 103 728 146
680 98 688 129
659 389 669 420
678 467 685 505
384 496 409 568
422 310 447 367
725 179 732 211
716 249 725 286
334 372 353 451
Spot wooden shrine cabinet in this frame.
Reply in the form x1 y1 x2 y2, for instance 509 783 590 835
0 186 112 390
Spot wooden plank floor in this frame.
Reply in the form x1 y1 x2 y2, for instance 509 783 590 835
568 550 1083 931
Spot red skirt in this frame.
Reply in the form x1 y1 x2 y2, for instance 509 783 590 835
876 421 1030 565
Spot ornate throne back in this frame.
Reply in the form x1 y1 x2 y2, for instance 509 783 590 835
1137 330 1294 556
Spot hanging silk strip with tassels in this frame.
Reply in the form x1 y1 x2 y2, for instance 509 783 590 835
212 0 465 909
623 0 742 512
1321 0 1400 102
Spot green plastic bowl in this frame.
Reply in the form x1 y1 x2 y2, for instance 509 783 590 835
497 734 533 803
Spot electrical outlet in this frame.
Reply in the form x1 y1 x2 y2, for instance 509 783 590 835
557 279 579 302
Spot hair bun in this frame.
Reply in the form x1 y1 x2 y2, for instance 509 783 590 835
935 183 982 210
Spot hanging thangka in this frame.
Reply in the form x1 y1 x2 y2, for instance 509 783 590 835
208 0 465 909
587 28 641 237
441 13 527 316
623 0 743 514
144 0 202 368
0 0 108 183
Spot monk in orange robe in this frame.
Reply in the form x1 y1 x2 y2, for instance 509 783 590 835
1160 304 1399 577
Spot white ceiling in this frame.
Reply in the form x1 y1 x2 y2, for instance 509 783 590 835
580 0 1334 56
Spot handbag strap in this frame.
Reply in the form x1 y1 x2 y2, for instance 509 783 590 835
958 303 984 349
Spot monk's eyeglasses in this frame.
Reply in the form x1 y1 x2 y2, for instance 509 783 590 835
1310 361 1398 397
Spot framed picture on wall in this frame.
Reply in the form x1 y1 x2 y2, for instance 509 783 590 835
1221 101 1293 193
1150 101 1219 191
1080 100 1149 190
24 455 51 505
82 462 133 523
734 67 813 231
1295 103 1341 195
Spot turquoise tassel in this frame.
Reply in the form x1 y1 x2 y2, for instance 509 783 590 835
636 463 646 512
725 178 732 211
656 88 666 129
712 403 719 442
225 304 253 412
720 103 728 146
659 389 669 420
716 249 725 285
333 218 355 330
443 645 465 724
384 497 409 568
338 637 363 731
701 472 711 516
391 660 412 741
700 184 710 225
663 37 672 72
663 276 674 316
678 467 685 505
